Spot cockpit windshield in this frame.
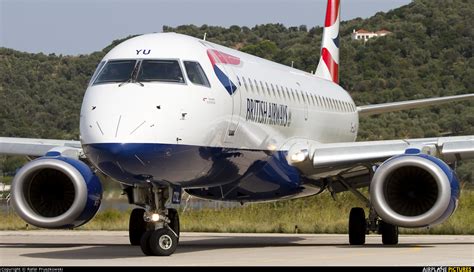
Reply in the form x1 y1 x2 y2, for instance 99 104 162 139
93 59 185 85
94 60 137 85
137 60 185 83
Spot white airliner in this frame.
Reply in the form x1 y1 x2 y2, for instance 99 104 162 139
1 0 473 256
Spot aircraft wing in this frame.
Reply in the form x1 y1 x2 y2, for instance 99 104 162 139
288 135 474 192
0 137 82 159
358 93 473 116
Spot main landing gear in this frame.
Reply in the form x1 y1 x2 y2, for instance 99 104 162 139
127 185 181 256
348 207 398 245
336 178 399 246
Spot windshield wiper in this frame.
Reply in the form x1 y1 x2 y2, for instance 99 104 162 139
134 79 144 87
118 79 144 87
118 61 144 87
118 78 132 87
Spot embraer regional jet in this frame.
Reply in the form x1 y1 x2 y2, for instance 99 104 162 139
1 0 473 256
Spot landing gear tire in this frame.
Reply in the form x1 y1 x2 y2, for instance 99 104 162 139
168 209 180 241
129 208 147 245
140 230 154 256
349 207 366 245
149 228 178 256
380 221 399 245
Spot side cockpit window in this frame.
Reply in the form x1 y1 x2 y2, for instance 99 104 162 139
89 60 106 85
137 60 185 83
94 60 137 85
183 61 210 87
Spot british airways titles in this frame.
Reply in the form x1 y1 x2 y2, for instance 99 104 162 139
246 98 292 127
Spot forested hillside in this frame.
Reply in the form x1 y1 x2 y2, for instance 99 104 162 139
0 0 472 180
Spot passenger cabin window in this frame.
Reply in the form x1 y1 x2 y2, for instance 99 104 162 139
184 61 210 87
94 60 137 85
138 60 185 83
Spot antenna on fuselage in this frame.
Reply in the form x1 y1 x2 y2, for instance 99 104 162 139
203 33 207 41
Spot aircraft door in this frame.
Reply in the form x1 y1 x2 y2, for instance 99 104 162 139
225 66 242 143
206 45 241 144
297 82 308 121
303 91 309 121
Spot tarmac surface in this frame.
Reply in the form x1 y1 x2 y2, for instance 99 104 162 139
0 231 473 266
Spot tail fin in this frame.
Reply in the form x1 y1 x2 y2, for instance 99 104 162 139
315 0 340 84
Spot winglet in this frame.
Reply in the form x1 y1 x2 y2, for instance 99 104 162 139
315 0 341 84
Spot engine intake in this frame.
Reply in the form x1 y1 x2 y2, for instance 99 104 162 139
11 156 102 228
370 153 459 228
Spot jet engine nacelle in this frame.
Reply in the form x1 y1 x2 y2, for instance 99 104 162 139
370 150 459 228
11 154 102 228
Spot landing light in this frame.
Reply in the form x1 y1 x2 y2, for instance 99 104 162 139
290 150 308 163
267 143 277 151
151 213 160 222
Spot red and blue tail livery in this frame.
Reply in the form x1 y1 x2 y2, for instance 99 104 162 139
316 0 340 84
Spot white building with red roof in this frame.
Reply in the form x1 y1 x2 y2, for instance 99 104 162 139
351 29 392 42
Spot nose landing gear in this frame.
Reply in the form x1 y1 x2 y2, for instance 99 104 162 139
129 208 147 245
148 227 178 256
126 184 181 256
140 208 180 256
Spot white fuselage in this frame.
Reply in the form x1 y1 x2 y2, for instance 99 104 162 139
79 33 359 200
80 33 358 149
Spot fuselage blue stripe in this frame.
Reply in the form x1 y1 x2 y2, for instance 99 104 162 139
83 143 303 202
